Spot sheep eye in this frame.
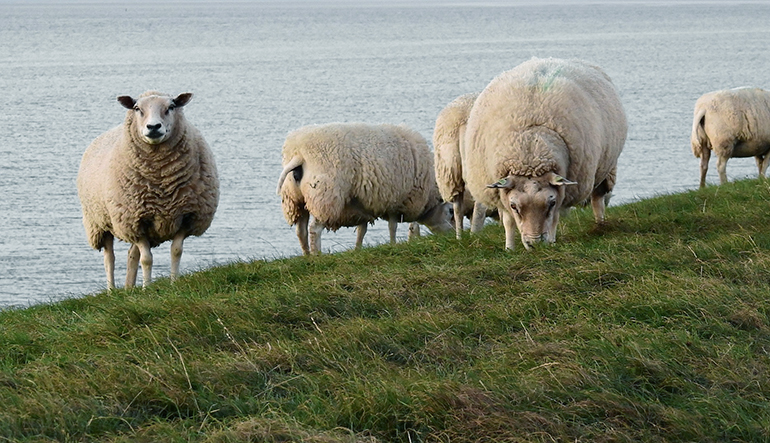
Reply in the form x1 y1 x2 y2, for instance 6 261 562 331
510 203 519 214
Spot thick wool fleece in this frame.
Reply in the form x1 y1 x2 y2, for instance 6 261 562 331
691 87 770 158
77 93 218 249
433 92 479 205
463 57 627 210
278 123 444 231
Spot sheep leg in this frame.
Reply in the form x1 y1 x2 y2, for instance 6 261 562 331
590 179 611 224
169 232 185 282
699 147 711 188
590 192 606 224
388 216 398 244
355 223 367 249
452 193 464 239
470 201 486 233
296 211 311 255
408 222 420 241
102 234 115 290
755 154 770 179
716 154 729 185
308 217 323 255
500 206 517 250
137 238 153 288
126 244 140 288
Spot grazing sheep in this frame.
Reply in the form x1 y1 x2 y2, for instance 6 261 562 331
433 92 496 239
463 57 627 250
276 122 452 255
691 87 770 188
77 91 219 289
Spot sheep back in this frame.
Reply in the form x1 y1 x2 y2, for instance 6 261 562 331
279 123 443 231
464 57 627 210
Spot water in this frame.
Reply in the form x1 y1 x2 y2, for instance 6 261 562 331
1 1 768 307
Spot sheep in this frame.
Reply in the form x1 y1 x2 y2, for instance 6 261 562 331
77 91 219 289
276 122 452 255
433 92 496 239
691 87 770 188
463 57 627 250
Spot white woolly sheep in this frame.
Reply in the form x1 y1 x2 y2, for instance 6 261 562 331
691 87 770 188
276 122 452 255
433 92 497 239
463 57 627 250
77 91 219 289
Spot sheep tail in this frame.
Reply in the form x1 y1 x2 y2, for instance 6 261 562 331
276 155 304 194
691 106 708 158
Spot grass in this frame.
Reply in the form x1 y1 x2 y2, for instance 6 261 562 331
2 179 770 442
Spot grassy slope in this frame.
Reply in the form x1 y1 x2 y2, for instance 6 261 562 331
2 180 770 442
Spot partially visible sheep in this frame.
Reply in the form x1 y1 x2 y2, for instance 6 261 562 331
276 122 452 255
463 57 627 250
691 87 770 188
77 91 219 289
433 92 496 239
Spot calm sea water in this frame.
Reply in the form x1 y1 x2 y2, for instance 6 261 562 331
1 1 769 307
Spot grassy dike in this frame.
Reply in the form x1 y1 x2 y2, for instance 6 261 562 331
2 179 770 442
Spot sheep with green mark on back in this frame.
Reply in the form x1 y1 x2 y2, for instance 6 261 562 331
463 57 627 250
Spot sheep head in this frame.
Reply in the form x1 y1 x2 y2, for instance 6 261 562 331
419 201 454 234
118 92 193 145
487 172 576 249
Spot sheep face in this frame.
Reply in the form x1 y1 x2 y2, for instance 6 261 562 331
118 93 193 145
487 173 576 249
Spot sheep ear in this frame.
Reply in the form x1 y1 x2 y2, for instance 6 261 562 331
117 96 136 109
487 177 514 189
550 175 577 186
173 93 193 108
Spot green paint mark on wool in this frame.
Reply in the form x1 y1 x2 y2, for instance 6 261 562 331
540 67 563 92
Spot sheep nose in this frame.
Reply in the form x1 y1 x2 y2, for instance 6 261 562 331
522 233 547 250
146 123 162 131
